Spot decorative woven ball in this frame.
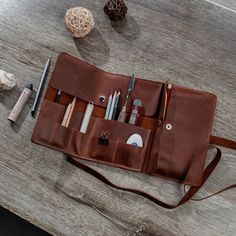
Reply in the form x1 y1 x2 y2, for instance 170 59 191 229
64 7 94 38
104 0 128 21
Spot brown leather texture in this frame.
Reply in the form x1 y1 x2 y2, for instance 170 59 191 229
32 52 217 187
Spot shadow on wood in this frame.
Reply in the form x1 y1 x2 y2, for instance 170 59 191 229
111 14 141 41
74 28 110 66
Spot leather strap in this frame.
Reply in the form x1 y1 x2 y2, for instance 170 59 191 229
67 135 236 208
67 146 222 209
210 135 236 149
188 135 236 201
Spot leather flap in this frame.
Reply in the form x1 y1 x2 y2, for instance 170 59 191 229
49 52 162 116
151 85 217 186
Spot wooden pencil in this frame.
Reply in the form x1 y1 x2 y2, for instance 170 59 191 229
62 103 72 126
65 97 76 127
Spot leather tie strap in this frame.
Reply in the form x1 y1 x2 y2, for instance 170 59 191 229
210 135 236 150
67 146 223 209
67 135 236 208
189 135 236 201
190 135 236 201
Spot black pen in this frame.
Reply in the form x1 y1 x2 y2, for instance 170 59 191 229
31 56 51 117
54 90 61 103
112 89 121 120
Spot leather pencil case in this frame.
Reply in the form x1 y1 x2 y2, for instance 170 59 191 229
32 52 236 208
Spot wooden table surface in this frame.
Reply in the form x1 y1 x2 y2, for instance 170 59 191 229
0 0 235 235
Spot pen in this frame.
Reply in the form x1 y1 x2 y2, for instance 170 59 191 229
31 56 51 117
108 90 117 120
104 93 112 119
54 90 61 103
112 90 120 120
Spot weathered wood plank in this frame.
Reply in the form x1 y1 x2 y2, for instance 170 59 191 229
0 0 235 235
208 0 236 12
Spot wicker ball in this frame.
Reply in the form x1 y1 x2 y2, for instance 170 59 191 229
64 7 94 38
104 0 128 21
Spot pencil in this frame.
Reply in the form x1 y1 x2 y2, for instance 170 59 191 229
112 90 121 120
108 91 117 120
104 93 112 119
65 97 76 127
163 83 172 120
62 103 72 126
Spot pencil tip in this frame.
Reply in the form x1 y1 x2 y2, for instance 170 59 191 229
71 97 76 105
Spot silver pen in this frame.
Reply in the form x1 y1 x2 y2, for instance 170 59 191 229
104 93 112 119
108 90 117 120
31 56 51 117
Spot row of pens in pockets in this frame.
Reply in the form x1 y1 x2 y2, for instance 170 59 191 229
53 75 145 148
53 75 172 148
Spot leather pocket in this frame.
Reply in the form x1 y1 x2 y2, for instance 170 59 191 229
89 118 151 144
113 143 146 171
71 131 92 156
33 99 152 171
40 100 66 123
68 111 84 130
86 137 117 162
32 117 55 144
32 100 66 145
85 118 151 170
50 124 73 149
151 86 216 185
68 118 151 170
70 131 117 163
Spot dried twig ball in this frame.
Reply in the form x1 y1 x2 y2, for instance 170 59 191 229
104 0 128 21
64 7 94 38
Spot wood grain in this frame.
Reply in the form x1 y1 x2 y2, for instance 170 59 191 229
208 0 236 12
0 0 235 235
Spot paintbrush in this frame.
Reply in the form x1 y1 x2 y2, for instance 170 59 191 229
118 74 135 122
